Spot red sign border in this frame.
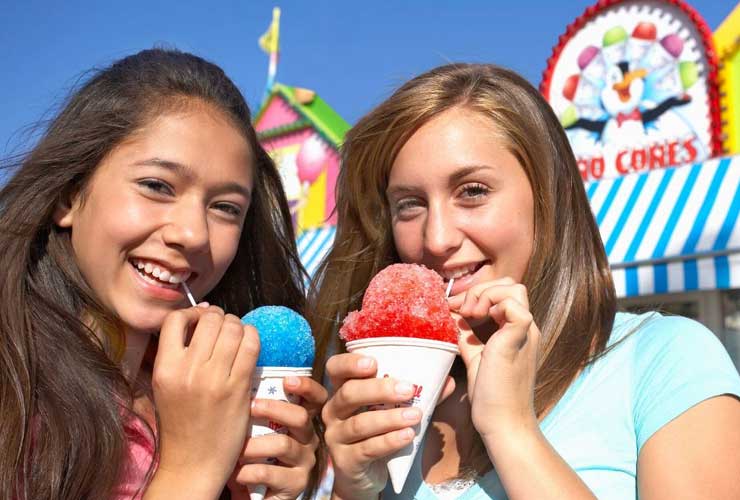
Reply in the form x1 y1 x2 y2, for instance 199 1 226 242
539 0 722 157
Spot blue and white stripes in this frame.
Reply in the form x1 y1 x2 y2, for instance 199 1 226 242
296 225 336 280
586 156 740 297
296 156 740 298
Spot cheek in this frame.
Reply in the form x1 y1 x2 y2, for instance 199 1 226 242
210 229 243 275
391 222 422 263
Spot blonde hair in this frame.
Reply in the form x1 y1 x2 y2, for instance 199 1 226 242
309 63 616 473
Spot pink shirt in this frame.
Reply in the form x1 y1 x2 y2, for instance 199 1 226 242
113 416 156 499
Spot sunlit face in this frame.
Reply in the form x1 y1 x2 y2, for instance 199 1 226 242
56 103 254 334
387 106 534 296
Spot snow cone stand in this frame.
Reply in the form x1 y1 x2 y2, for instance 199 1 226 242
541 0 740 369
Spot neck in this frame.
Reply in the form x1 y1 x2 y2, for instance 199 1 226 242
121 329 152 383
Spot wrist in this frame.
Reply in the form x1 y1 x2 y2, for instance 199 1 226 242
331 479 382 500
478 410 541 450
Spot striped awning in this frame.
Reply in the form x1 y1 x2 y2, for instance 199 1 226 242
587 155 740 297
296 225 336 279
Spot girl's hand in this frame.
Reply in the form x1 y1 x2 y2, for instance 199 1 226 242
447 278 540 439
228 376 328 499
149 306 260 498
321 353 423 500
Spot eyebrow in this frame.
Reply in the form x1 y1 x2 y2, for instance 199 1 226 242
386 164 495 197
447 164 495 185
133 157 252 200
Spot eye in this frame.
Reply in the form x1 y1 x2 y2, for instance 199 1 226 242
458 183 490 199
392 197 425 219
138 178 174 196
213 202 242 217
607 67 622 86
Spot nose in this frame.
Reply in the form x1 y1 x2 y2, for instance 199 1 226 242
161 199 210 254
424 202 462 257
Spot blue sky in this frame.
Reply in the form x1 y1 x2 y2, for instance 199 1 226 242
1 0 735 157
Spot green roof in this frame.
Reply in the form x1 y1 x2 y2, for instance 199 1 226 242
255 83 351 148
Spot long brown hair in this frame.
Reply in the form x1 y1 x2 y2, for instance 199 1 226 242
309 63 615 470
0 48 313 499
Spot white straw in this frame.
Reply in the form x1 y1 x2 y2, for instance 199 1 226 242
181 282 197 307
445 278 455 298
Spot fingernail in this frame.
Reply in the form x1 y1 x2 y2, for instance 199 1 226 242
285 376 300 388
403 408 420 420
398 428 414 441
250 399 257 410
197 301 209 308
395 382 414 396
357 357 374 370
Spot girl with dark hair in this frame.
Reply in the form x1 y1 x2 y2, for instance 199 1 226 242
0 48 325 499
311 64 740 499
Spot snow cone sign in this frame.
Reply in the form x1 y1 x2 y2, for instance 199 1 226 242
541 0 722 181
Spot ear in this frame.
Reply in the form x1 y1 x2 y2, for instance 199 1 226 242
53 193 79 228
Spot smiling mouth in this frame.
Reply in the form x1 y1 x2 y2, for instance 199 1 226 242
438 260 489 282
130 258 193 289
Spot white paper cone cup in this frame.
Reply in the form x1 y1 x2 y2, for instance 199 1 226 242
248 366 313 500
346 337 458 494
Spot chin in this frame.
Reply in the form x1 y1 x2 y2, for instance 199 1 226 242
121 309 171 335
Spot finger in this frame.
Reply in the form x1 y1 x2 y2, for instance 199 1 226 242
333 406 422 445
446 277 517 309
250 399 312 443
459 284 529 320
156 308 202 363
325 353 378 389
489 298 534 349
327 376 417 421
346 427 416 464
230 324 260 381
187 306 225 363
232 462 305 497
239 433 310 467
208 314 245 376
283 376 328 416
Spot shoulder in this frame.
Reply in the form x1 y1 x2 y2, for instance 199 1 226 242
611 312 740 448
609 311 729 363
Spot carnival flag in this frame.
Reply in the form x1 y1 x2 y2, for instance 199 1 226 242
259 7 281 103
258 7 280 54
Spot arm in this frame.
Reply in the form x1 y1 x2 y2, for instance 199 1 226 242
451 278 596 499
143 306 260 499
322 353 423 500
638 395 740 499
564 118 606 137
642 95 691 123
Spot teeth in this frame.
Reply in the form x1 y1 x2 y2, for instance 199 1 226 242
131 258 191 285
440 263 478 280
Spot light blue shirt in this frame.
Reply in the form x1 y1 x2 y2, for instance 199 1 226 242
383 312 740 500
